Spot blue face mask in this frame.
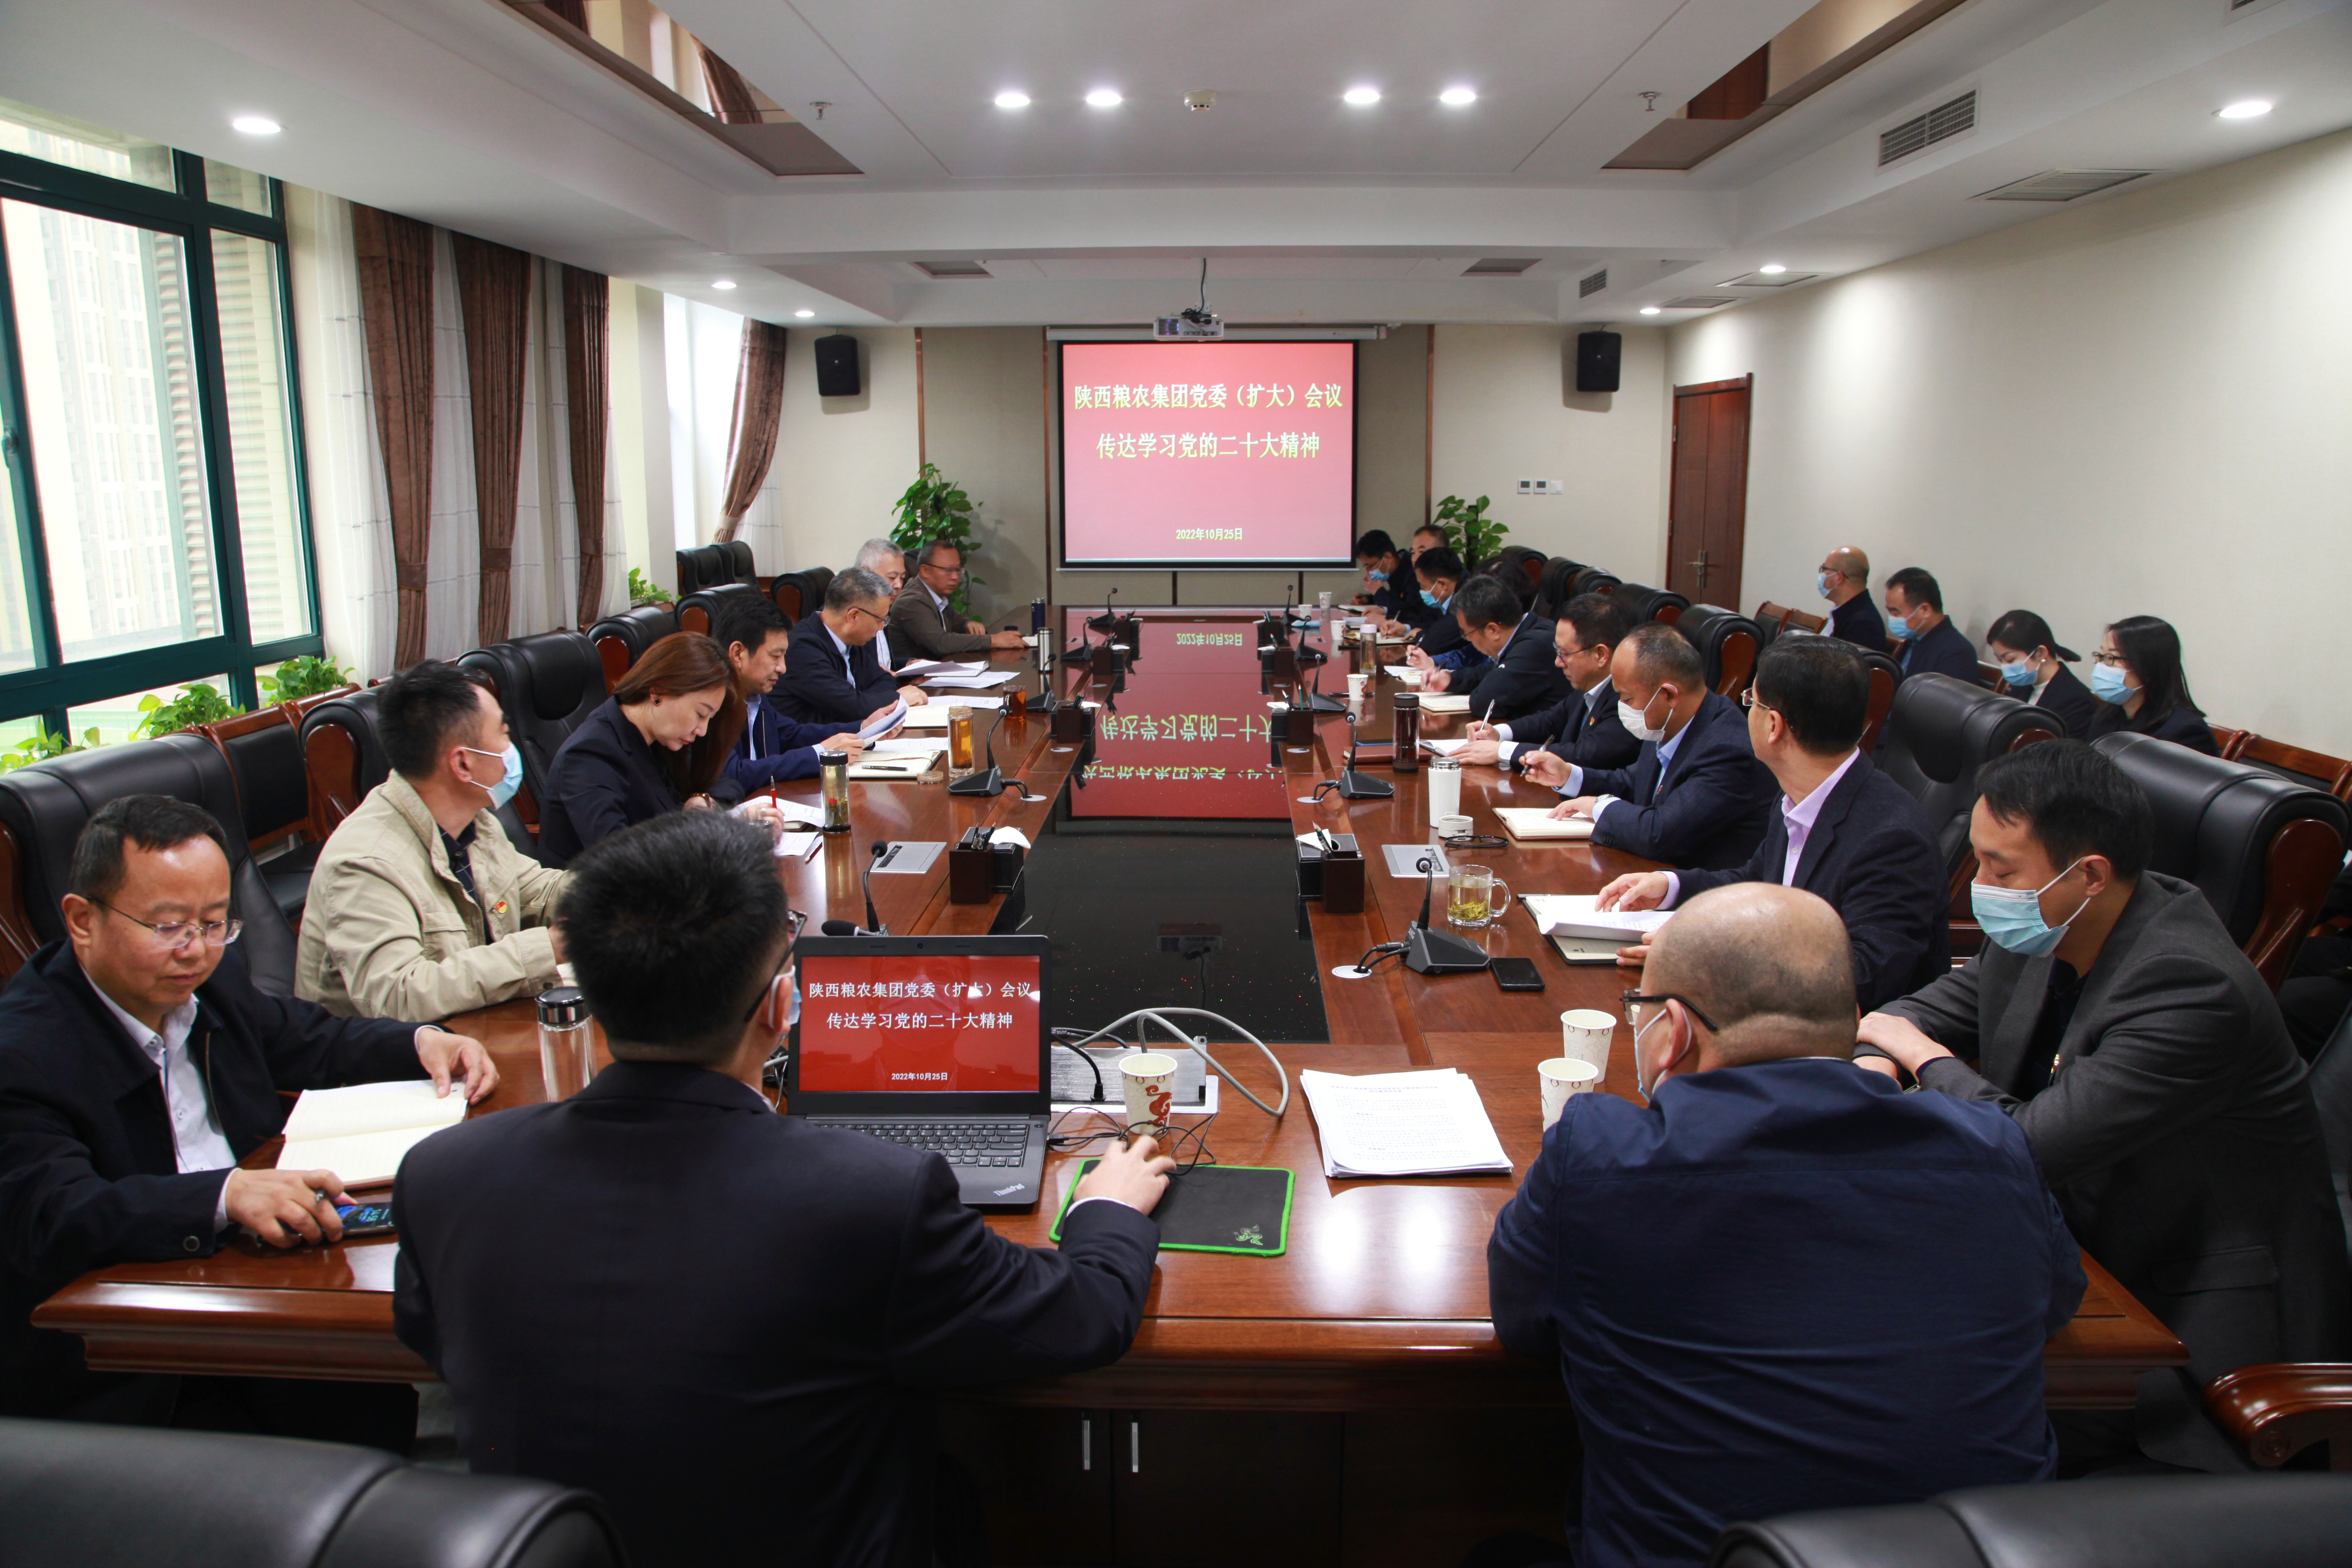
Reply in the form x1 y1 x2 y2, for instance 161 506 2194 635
1885 609 1914 641
1366 567 1387 585
1419 588 1442 609
462 742 524 810
1970 858 2090 957
2089 663 2133 705
1816 572 1835 601
1998 658 2037 690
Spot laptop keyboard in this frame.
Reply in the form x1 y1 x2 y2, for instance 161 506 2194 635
828 1122 1032 1167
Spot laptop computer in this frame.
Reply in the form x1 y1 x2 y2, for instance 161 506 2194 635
785 933 1053 1209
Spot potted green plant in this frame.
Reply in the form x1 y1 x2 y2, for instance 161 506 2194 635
132 683 243 740
1432 494 1507 567
0 725 98 771
890 463 982 617
628 567 675 608
258 655 352 704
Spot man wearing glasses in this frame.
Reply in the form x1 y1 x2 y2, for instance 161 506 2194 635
775 566 934 726
0 794 496 1442
888 538 1028 661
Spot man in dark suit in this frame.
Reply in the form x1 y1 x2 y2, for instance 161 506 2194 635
1402 546 1473 668
0 795 493 1439
1455 593 1640 778
713 597 891 800
1490 883 2083 1568
394 811 1171 1568
1352 529 1422 627
775 566 931 726
1596 637 1950 1010
1545 623 1777 870
1818 544 1888 652
1858 740 2349 1470
1885 566 1978 683
887 539 1029 662
1421 574 1572 724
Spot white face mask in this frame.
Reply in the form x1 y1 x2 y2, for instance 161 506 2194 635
1617 689 1669 744
1633 1008 1685 1103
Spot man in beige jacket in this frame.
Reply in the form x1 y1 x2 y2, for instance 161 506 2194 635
296 663 565 1022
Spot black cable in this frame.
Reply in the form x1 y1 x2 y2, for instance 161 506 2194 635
1350 941 1408 976
1048 1037 1106 1102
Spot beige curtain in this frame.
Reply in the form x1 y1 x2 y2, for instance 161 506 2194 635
562 266 611 627
351 204 436 668
714 320 789 544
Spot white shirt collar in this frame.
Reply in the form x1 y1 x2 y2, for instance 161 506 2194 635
923 579 951 615
84 962 197 1062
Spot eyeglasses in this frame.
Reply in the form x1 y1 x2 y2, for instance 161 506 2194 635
848 603 890 625
1620 990 1718 1032
742 916 806 1021
924 560 965 578
2092 649 2130 668
1738 687 1775 712
1440 833 1506 850
1553 643 1595 667
96 901 242 952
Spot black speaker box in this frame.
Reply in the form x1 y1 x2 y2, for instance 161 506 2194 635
814 333 861 397
1575 330 1621 394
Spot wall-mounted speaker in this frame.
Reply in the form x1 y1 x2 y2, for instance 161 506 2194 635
1574 330 1622 394
814 333 861 398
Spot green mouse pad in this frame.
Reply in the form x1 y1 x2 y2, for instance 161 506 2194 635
1049 1161 1294 1257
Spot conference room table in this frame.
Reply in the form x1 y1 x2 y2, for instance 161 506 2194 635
33 609 2187 1565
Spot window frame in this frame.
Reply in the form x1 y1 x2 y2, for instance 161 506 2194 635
0 142 322 734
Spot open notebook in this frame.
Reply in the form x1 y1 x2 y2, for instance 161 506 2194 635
276 1080 467 1187
1495 808 1595 842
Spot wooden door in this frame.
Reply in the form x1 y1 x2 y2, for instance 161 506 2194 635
1666 375 1751 608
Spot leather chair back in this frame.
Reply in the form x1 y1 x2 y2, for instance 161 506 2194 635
2094 731 2349 987
722 539 756 585
674 543 727 596
774 565 835 624
1533 557 1580 619
1847 647 1903 752
676 581 762 640
298 688 391 838
1675 605 1763 698
458 632 605 833
0 1415 626 1568
1710 1474 2352 1568
1568 565 1619 598
586 603 678 690
1485 544 1545 594
1607 580 1690 626
201 708 312 852
0 735 297 993
1877 673 2062 888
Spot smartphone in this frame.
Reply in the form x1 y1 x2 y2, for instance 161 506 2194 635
1491 956 1545 993
334 1201 396 1237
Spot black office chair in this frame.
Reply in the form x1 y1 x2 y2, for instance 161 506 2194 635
1567 566 1620 598
0 1416 626 1568
1606 580 1690 626
2094 732 2348 989
296 685 534 861
586 603 678 690
459 632 606 841
1674 605 1763 699
201 705 336 923
1875 673 2062 903
675 581 762 640
722 539 756 586
1710 1475 2352 1568
1532 557 1580 619
0 734 298 993
1488 545 1546 598
673 544 727 597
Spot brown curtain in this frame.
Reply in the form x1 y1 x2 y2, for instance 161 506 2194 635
714 320 789 544
562 266 611 628
452 234 531 645
700 44 762 124
351 205 436 668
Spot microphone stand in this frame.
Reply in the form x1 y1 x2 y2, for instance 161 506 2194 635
947 710 1008 796
1403 852 1491 974
1333 708 1393 799
1298 647 1344 713
827 841 888 936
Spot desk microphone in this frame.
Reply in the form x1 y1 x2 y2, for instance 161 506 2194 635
1298 646 1344 713
947 710 1007 796
1334 708 1393 799
1085 585 1120 636
1404 852 1491 975
861 841 890 935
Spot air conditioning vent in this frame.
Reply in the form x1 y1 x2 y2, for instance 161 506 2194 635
1661 297 1736 309
1578 268 1609 297
1464 257 1541 276
913 259 991 278
1974 168 2155 202
1879 90 1976 166
1718 271 1820 288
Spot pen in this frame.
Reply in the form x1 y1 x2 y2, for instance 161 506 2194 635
1482 700 1496 727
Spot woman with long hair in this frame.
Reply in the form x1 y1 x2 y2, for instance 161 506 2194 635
1985 609 2095 739
538 633 768 867
2085 614 2219 755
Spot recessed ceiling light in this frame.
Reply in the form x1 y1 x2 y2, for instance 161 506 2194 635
1085 88 1123 109
711 279 737 291
993 90 1030 110
1439 86 1478 108
1343 86 1381 107
230 114 281 136
1639 306 1662 315
794 309 815 318
2217 99 2272 119
1758 263 1787 275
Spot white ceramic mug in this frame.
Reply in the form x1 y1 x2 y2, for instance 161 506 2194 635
1540 1057 1602 1130
1120 1052 1179 1133
1559 1009 1616 1075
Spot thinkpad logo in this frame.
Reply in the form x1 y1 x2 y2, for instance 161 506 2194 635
993 1182 1027 1197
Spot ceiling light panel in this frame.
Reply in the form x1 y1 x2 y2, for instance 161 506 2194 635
1085 88 1122 108
1343 86 1380 106
994 90 1030 110
230 114 280 135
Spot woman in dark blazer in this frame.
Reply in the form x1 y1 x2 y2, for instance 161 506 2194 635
538 633 755 867
1985 609 2096 739
2085 614 2219 755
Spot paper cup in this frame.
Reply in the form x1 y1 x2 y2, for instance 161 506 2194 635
1559 1009 1616 1075
1346 673 1369 701
1318 591 1333 609
1436 813 1472 838
1120 1052 1180 1133
1540 1057 1602 1130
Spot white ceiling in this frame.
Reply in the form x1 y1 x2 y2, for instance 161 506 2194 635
1 0 2347 327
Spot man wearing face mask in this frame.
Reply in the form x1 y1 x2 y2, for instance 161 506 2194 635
1857 740 2348 1470
1488 883 2083 1568
1542 623 1777 870
1816 544 1888 652
297 661 568 1022
1882 567 1978 683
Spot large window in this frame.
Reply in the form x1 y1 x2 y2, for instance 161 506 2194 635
0 96 318 743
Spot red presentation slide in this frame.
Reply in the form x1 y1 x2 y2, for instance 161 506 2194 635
1060 340 1356 567
795 954 1042 1092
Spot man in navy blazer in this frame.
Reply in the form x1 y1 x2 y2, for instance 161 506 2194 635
1490 883 2083 1568
712 596 891 801
1454 593 1641 779
1885 566 1979 684
1547 623 1776 870
1596 638 1950 1010
395 812 1171 1568
1423 574 1572 724
774 567 928 727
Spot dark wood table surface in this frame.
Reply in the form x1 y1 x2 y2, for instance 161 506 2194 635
34 617 2186 1410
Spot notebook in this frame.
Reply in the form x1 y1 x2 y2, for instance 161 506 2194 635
1522 893 1672 943
276 1081 468 1187
1496 808 1595 842
1416 694 1472 714
847 750 940 779
1297 1068 1511 1178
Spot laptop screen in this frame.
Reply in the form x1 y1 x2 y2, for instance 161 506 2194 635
795 948 1044 1094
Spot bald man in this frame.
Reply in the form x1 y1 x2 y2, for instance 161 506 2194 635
1817 544 1888 653
1487 884 2084 1568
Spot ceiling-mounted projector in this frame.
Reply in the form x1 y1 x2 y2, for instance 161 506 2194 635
1153 309 1223 340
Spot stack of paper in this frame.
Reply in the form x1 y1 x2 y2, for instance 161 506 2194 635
1299 1068 1511 1178
925 670 1017 690
1418 737 1472 757
276 1081 468 1186
774 832 823 862
1496 808 1595 842
895 658 983 679
1522 893 1672 942
1382 664 1419 681
856 699 908 740
901 696 1002 725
